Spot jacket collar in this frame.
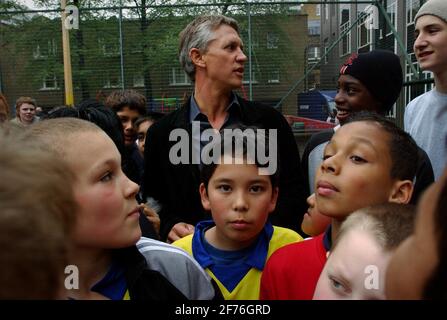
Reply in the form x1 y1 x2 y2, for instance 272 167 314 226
171 93 264 129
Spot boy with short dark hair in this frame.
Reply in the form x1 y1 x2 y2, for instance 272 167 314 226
134 111 165 157
260 112 418 300
173 128 302 299
105 90 147 142
105 90 147 184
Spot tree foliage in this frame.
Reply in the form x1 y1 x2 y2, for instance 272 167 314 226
1 1 306 107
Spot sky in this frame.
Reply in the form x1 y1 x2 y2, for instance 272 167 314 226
17 0 311 9
17 0 40 10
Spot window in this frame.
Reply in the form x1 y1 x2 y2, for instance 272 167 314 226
308 20 321 35
404 53 433 105
268 70 280 84
340 5 350 25
40 73 58 90
386 0 397 36
99 38 119 57
325 4 329 20
33 39 57 59
133 74 145 87
316 4 321 17
266 32 279 49
242 32 258 49
251 33 259 48
357 14 372 49
307 46 320 62
103 72 121 88
340 21 351 57
33 45 44 59
339 5 351 57
170 67 191 85
406 0 424 27
130 43 143 54
404 53 419 105
243 68 258 84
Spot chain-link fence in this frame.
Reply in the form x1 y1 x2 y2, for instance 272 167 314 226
0 1 434 145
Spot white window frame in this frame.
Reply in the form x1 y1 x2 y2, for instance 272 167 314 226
33 39 57 59
403 53 435 105
133 73 145 87
307 46 320 62
243 69 258 84
267 70 280 84
169 67 191 86
308 20 321 36
357 14 372 50
406 0 423 27
103 72 121 89
386 0 397 37
40 73 59 91
33 44 44 59
316 4 321 17
99 38 119 57
340 21 351 57
266 32 279 49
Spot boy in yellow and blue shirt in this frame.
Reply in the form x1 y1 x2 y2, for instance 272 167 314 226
173 127 302 299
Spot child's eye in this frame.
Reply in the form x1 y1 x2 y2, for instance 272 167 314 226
330 277 349 294
100 171 114 182
217 184 231 192
322 154 332 161
249 185 264 193
347 87 357 95
428 28 439 34
350 155 367 163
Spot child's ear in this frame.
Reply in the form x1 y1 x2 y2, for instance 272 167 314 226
199 183 211 211
190 48 206 68
268 187 279 213
388 179 413 204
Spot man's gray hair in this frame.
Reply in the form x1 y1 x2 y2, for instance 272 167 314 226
178 14 240 81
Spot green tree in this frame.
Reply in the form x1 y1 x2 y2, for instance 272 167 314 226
31 0 193 101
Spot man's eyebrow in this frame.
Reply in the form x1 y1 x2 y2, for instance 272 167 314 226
415 23 443 33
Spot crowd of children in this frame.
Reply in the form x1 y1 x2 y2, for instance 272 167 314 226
0 0 446 300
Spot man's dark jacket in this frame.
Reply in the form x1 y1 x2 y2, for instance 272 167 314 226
142 95 307 240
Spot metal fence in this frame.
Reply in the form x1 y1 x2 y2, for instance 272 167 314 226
0 0 434 137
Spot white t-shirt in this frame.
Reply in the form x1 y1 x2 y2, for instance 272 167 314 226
404 88 447 180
